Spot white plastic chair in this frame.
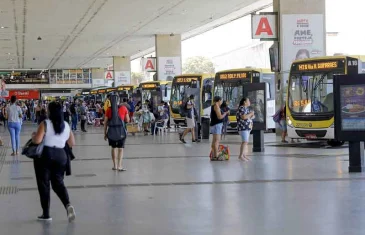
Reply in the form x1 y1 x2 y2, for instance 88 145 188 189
154 119 168 136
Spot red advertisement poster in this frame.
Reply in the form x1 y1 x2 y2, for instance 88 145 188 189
6 90 40 100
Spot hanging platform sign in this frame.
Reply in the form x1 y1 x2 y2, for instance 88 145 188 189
251 12 278 41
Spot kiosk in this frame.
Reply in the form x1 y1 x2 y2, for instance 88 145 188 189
334 74 365 172
244 83 267 152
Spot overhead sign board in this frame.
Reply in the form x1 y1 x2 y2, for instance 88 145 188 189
141 58 157 72
251 13 278 40
104 71 113 80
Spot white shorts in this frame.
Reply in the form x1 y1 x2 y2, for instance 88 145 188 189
186 118 195 128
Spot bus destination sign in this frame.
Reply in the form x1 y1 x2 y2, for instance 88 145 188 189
219 72 249 80
98 89 106 94
175 77 198 83
117 86 132 91
294 60 345 72
142 83 157 89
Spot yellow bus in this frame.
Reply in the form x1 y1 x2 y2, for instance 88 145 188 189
286 55 364 146
138 81 172 113
213 68 276 130
170 74 214 125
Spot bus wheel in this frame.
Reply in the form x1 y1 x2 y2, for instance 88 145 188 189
327 140 345 147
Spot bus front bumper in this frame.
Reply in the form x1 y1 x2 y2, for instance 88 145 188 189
287 126 334 140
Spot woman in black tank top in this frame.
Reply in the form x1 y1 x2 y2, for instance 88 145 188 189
210 96 229 159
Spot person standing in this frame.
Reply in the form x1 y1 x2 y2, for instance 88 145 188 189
70 102 78 131
220 101 230 140
103 95 111 113
6 96 22 156
237 97 254 161
164 102 171 129
32 102 76 222
63 102 70 124
180 95 198 143
79 102 87 132
210 96 229 159
35 102 42 124
104 96 130 171
127 98 135 119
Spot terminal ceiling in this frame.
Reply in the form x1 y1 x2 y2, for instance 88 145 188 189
0 0 271 70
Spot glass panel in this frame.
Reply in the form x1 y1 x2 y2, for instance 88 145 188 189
215 83 243 115
247 90 265 123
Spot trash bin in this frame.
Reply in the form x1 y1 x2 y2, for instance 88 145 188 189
201 117 210 139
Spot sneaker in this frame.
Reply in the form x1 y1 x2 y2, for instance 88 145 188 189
67 205 76 222
37 215 52 221
192 139 200 143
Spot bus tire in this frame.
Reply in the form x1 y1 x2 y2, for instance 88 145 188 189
327 140 345 147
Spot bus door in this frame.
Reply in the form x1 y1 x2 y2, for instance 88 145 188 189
243 83 267 130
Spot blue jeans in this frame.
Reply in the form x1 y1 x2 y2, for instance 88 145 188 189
71 114 78 130
8 122 21 153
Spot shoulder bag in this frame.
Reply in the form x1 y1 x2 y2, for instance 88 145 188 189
22 121 47 159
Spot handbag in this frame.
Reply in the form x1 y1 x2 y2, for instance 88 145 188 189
22 121 47 159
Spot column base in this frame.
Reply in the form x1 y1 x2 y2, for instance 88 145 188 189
349 166 365 173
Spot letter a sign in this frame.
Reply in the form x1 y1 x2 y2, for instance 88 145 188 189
251 13 277 40
141 58 157 72
105 71 113 80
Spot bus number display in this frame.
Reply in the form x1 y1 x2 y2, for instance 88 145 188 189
98 89 106 94
297 61 339 71
107 88 116 92
176 77 196 83
219 72 248 80
118 87 131 91
293 99 311 107
142 84 157 89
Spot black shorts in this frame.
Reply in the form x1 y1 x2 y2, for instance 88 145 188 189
108 138 126 148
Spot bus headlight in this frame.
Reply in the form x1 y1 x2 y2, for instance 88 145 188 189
287 118 293 128
330 123 334 128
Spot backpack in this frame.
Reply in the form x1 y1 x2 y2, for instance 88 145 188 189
107 95 127 141
210 145 230 161
272 109 282 123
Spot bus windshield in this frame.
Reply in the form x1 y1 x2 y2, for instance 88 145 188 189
288 72 335 114
170 83 191 112
214 82 243 115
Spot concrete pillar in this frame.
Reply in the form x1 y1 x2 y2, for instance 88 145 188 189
273 0 326 136
155 34 182 81
91 68 105 88
113 56 131 87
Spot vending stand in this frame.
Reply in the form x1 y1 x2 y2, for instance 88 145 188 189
334 74 365 172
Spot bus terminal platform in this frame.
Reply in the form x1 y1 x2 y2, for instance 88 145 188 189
0 124 364 235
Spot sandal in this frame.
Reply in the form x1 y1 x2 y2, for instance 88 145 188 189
118 168 127 172
112 167 117 171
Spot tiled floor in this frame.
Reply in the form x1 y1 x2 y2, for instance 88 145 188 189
0 123 363 235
